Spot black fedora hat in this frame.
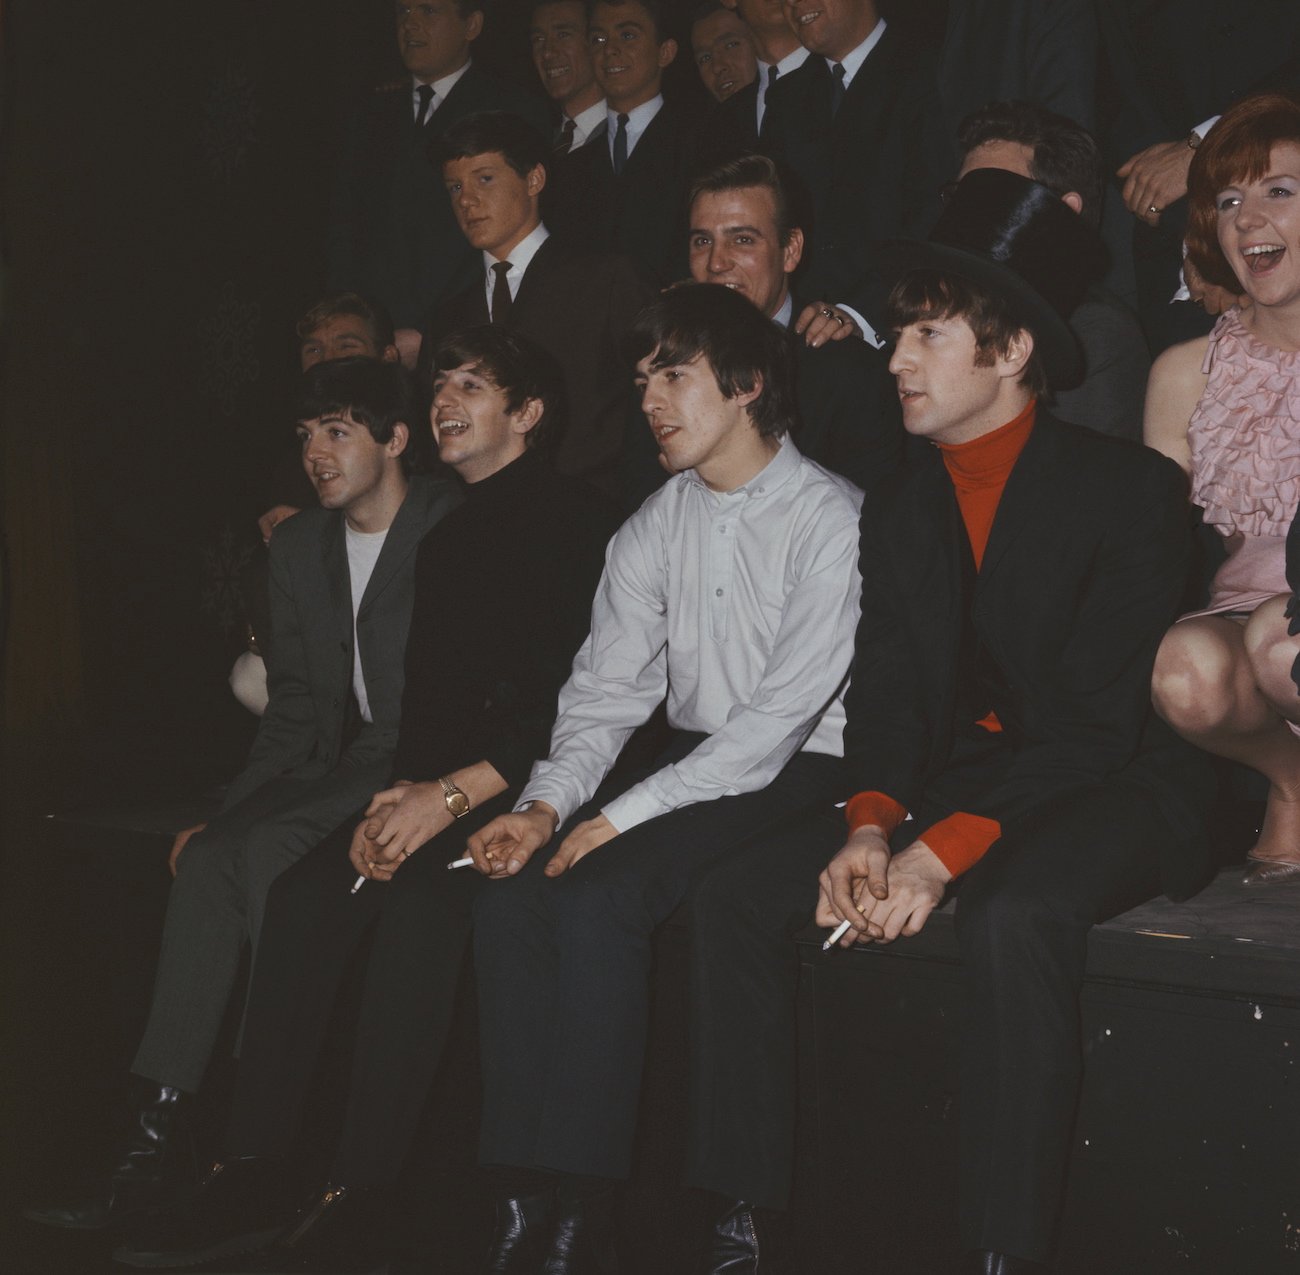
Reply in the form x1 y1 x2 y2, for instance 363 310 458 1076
883 168 1107 386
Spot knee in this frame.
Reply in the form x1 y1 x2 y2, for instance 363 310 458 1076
1150 623 1246 733
172 825 241 888
1243 596 1300 717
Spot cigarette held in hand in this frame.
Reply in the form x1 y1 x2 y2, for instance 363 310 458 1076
822 919 853 950
447 857 474 870
350 874 367 895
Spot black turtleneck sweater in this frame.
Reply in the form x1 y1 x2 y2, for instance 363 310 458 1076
391 448 619 787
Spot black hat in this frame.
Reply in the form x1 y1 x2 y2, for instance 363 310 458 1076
883 168 1107 386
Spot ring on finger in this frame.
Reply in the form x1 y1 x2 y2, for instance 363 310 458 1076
819 307 834 318
1147 204 1159 215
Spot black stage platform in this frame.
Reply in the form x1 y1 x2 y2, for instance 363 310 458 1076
4 798 1298 1274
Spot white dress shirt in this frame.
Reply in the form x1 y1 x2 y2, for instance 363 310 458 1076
566 96 608 149
411 61 472 122
755 46 811 134
482 222 550 310
606 94 663 168
345 524 389 723
518 438 864 832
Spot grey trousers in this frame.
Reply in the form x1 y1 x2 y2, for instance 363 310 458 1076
130 767 384 1093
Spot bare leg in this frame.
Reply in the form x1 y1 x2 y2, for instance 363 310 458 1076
1152 597 1300 877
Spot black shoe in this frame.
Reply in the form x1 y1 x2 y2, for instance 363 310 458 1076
24 1079 196 1230
963 1251 1048 1274
482 1189 556 1273
111 1156 298 1269
703 1199 779 1274
540 1184 618 1275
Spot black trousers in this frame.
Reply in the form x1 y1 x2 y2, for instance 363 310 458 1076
686 778 1175 1264
223 790 516 1186
471 744 844 1181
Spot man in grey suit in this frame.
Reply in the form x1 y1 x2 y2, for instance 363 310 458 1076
25 357 459 1233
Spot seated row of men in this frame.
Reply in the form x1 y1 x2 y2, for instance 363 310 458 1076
29 155 1214 1275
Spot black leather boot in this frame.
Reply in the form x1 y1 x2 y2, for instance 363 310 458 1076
963 1250 1048 1274
482 1188 556 1274
702 1199 780 1274
23 1079 196 1230
111 1155 299 1269
540 1183 618 1275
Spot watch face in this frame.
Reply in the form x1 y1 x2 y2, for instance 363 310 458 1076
447 790 471 817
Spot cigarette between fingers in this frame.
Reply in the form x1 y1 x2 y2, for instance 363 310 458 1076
447 857 474 870
822 918 853 950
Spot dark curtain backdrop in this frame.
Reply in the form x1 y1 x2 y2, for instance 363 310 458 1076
0 2 427 804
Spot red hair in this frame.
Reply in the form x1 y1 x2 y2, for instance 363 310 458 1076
1186 91 1300 293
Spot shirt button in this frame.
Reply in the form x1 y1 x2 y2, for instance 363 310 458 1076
715 588 724 597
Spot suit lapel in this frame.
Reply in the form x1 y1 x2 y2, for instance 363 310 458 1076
512 237 560 326
358 480 425 615
977 413 1061 585
321 514 354 643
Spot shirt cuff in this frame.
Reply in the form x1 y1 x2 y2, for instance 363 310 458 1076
833 303 883 349
918 811 1001 878
844 790 907 838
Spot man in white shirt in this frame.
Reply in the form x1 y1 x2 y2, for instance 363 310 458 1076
529 0 606 152
721 0 809 141
463 282 862 1273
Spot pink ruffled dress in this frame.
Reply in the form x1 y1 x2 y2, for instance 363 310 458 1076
1184 309 1300 618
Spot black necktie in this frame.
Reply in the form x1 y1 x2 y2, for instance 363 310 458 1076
830 62 846 116
555 116 576 155
612 113 629 175
765 62 779 104
491 261 513 324
415 83 435 127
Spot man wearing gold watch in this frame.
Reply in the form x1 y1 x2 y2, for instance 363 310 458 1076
111 327 618 1273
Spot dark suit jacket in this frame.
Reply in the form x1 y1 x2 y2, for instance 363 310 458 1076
763 25 953 325
327 66 550 326
222 475 461 819
720 78 760 147
422 235 656 498
545 98 746 284
790 327 905 493
842 413 1211 899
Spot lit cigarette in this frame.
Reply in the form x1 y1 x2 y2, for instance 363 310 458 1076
447 857 474 870
350 874 367 895
822 919 853 950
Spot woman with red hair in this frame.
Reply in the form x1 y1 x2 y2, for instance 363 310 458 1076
1147 91 1300 884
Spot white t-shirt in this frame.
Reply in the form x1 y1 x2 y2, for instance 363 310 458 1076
346 524 390 722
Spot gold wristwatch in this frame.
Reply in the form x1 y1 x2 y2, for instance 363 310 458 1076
439 777 471 819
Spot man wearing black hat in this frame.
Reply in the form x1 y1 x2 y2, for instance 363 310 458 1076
684 168 1212 1273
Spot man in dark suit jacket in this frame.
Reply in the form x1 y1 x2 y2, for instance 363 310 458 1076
544 0 746 284
26 359 460 1234
327 0 549 331
684 171 1211 1273
717 0 811 146
424 111 657 505
763 0 953 341
686 152 904 490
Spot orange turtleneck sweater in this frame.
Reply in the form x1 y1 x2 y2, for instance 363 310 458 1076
845 398 1037 878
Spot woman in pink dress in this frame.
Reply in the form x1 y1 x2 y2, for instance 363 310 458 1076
1147 91 1300 884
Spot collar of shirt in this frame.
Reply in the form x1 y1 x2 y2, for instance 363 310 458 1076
412 60 472 115
771 292 794 330
483 222 550 307
683 432 802 501
826 18 885 90
567 97 608 148
607 94 663 167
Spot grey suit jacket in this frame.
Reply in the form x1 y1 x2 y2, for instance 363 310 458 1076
221 474 460 816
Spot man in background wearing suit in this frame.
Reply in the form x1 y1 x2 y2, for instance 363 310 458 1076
327 0 548 342
529 0 607 154
690 1 758 105
765 0 952 347
717 0 808 145
546 0 744 284
685 169 1210 1274
426 111 657 504
25 359 460 1235
686 153 903 490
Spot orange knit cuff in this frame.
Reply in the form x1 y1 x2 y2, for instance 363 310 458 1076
844 791 908 839
919 811 1002 878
